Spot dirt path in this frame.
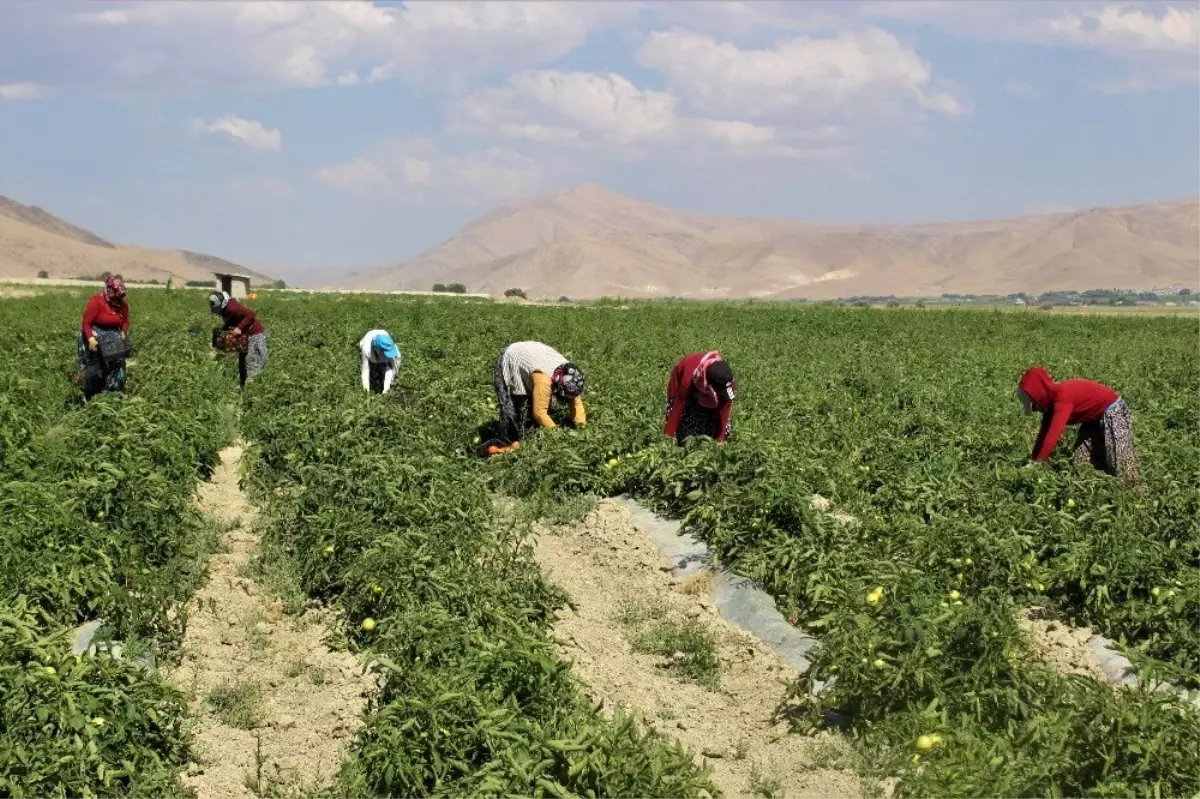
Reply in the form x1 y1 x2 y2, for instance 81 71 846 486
533 499 866 799
171 444 373 798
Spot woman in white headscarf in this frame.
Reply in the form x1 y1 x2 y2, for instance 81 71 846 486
358 329 401 394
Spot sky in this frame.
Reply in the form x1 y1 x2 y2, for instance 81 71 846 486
0 1 1197 275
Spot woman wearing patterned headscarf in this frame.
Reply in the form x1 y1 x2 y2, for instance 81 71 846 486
208 290 268 389
664 351 737 445
488 340 586 454
77 274 131 399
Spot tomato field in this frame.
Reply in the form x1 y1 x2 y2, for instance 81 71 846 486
2 288 1198 798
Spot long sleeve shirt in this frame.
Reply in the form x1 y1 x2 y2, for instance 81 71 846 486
81 294 129 338
359 330 400 393
663 352 735 442
498 342 586 428
530 371 586 429
1030 380 1120 460
220 299 264 336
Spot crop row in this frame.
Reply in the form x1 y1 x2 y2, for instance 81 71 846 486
239 316 715 797
0 292 235 797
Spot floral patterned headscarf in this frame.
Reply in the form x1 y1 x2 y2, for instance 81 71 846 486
104 275 126 306
551 362 586 399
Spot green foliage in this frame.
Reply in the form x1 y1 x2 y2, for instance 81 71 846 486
36 270 48 279
0 290 236 796
185 280 217 288
432 283 467 294
505 287 528 299
238 297 715 797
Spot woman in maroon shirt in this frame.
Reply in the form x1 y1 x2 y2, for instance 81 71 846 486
664 351 737 445
208 291 267 388
1017 366 1140 482
77 275 130 399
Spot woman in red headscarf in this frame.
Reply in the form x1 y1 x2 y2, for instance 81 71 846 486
1016 366 1140 482
77 275 130 398
664 351 737 445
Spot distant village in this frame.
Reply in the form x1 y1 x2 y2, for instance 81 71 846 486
831 286 1199 309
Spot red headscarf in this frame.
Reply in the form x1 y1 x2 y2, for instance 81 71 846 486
104 275 127 307
692 351 724 408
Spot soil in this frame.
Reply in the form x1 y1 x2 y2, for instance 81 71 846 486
171 444 373 798
533 499 867 799
1018 609 1109 683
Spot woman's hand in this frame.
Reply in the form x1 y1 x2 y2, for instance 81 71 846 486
233 327 242 336
87 336 98 351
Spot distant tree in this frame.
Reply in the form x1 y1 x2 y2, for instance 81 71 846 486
432 283 447 292
263 279 287 289
446 283 467 294
1180 287 1193 296
915 300 926 309
887 300 901 308
504 287 528 299
558 295 571 303
186 280 217 288
36 270 48 279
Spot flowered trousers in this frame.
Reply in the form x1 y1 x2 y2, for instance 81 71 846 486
77 328 126 399
667 394 733 445
238 332 268 389
492 355 532 443
1073 397 1141 483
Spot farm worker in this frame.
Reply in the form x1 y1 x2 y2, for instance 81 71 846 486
1017 366 1141 482
77 274 130 399
663 351 737 445
208 291 267 389
359 329 401 394
490 341 586 453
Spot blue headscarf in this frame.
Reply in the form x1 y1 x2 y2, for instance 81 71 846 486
372 332 399 359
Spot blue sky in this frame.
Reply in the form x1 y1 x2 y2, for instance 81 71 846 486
0 1 1196 276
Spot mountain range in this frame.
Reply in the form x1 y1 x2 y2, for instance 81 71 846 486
0 195 270 285
2 186 1195 299
327 184 1199 300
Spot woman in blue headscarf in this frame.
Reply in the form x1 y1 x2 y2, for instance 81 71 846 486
359 329 402 394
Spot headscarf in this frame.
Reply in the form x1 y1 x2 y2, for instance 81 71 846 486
693 351 735 408
371 332 400 359
1018 366 1056 413
208 290 231 314
104 275 126 306
551 362 586 399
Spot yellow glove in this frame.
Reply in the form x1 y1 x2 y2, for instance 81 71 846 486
87 336 98 351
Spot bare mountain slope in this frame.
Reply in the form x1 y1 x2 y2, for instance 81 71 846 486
0 196 115 248
0 196 271 284
345 186 1198 299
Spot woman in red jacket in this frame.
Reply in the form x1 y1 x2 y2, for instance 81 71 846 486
1017 366 1140 482
208 291 267 388
664 351 736 445
77 275 130 398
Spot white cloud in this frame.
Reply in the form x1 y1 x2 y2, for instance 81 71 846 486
860 1 1199 92
0 82 44 100
314 139 544 205
1048 4 1198 52
462 71 680 146
452 48 940 167
0 1 638 94
638 29 968 122
189 114 282 152
1004 79 1043 99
